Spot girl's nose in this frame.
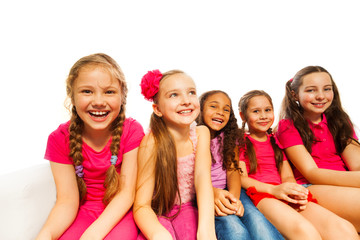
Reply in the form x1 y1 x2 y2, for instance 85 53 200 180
92 94 106 107
316 91 325 100
181 94 191 105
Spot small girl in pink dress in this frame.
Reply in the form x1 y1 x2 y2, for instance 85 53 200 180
134 69 216 240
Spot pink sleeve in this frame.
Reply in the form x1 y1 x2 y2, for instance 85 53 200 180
275 119 304 149
44 122 72 164
120 118 145 154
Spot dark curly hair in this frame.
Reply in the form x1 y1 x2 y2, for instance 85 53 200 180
196 90 242 171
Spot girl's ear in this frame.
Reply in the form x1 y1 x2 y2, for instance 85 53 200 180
240 111 246 122
291 90 299 101
152 103 163 117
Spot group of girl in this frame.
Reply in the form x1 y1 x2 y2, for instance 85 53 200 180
36 53 360 240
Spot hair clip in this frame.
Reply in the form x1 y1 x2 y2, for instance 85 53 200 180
110 155 118 165
75 165 84 178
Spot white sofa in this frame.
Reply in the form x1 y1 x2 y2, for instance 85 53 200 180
0 163 56 240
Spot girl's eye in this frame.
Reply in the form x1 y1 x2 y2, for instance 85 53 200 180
306 89 315 93
224 108 230 112
82 90 92 94
210 105 217 109
253 110 259 113
189 90 196 96
170 93 177 98
265 108 273 112
106 90 115 94
324 87 332 91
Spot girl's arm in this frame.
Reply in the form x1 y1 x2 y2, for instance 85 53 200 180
80 147 139 239
239 161 307 204
226 168 244 216
133 135 172 240
195 126 216 240
284 145 360 187
341 140 360 171
36 162 79 240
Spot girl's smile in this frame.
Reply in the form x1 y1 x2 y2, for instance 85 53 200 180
72 66 122 136
153 73 200 129
241 95 274 141
295 72 333 123
202 92 231 134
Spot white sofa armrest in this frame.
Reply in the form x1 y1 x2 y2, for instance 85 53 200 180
0 163 56 240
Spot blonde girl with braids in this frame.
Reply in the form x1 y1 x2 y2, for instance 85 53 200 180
37 53 144 239
238 90 358 240
276 66 360 232
134 70 216 240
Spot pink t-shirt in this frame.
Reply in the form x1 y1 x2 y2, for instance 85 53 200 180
276 115 355 184
44 118 144 202
239 134 287 185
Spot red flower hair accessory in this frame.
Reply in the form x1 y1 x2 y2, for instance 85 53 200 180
140 69 162 102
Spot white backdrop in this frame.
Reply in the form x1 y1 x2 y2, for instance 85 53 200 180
1 0 359 174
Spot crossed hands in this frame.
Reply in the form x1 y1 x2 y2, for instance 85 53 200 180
213 188 244 217
271 182 309 211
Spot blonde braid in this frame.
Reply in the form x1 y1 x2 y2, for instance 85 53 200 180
103 106 126 205
69 106 87 203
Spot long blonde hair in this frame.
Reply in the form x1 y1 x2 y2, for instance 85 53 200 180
150 70 184 216
66 53 127 205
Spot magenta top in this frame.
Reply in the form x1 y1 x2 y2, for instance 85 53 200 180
239 134 287 185
44 118 144 203
210 132 227 190
276 115 356 184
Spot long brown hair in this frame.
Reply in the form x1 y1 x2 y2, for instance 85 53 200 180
149 70 184 215
279 66 358 153
238 90 283 174
66 53 127 205
196 90 242 171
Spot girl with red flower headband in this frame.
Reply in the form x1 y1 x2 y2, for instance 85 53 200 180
134 69 216 240
238 90 357 239
37 53 144 239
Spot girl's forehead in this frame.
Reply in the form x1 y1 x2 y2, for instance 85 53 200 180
206 92 230 105
249 95 270 105
76 66 119 88
160 73 196 91
302 72 332 86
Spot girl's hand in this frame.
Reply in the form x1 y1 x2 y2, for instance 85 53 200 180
271 182 308 204
234 199 244 217
213 188 238 216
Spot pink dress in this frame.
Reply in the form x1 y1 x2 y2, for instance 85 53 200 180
45 118 144 239
137 123 198 240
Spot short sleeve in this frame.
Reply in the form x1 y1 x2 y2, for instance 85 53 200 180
120 118 145 154
275 119 304 149
44 122 72 164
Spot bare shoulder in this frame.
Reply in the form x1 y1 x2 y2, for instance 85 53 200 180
196 125 210 137
139 132 155 148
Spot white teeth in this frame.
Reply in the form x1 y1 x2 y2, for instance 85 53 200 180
180 110 192 114
90 111 107 115
212 119 223 123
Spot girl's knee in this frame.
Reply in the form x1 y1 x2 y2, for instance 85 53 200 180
328 218 358 239
287 220 321 240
